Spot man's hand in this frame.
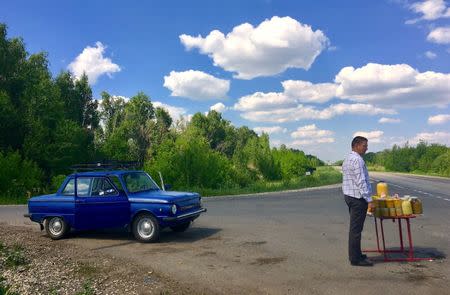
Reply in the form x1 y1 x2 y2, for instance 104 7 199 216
368 202 375 210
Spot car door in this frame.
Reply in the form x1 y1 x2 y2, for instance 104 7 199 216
74 177 130 230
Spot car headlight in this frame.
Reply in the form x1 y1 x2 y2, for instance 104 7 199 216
171 204 177 215
199 197 203 207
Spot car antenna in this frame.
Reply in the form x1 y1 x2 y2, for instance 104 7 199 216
158 171 165 191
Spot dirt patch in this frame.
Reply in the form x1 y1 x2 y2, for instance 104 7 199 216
251 257 286 266
196 251 217 257
0 225 208 295
242 241 267 247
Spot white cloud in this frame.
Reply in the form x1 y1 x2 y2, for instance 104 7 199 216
409 131 450 145
210 102 227 113
180 16 329 79
427 26 450 44
335 63 450 107
239 103 396 123
253 126 287 135
406 0 450 24
234 79 336 113
234 92 296 111
379 117 401 123
163 70 230 100
282 80 337 103
153 101 187 121
425 50 437 59
428 114 450 124
291 124 333 139
68 42 121 84
291 138 335 146
353 130 384 143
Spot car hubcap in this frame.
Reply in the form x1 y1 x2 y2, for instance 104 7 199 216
49 218 63 235
138 218 154 239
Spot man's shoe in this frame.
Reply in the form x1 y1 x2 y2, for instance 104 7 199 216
360 254 368 260
350 259 373 267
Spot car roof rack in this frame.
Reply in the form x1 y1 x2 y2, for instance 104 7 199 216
71 161 141 172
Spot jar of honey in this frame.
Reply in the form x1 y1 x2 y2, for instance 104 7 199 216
411 197 423 214
402 199 413 215
377 181 388 197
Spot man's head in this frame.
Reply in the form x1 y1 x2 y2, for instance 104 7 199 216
351 136 368 156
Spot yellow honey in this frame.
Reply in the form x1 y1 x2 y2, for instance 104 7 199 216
377 182 388 197
411 197 423 214
402 199 413 215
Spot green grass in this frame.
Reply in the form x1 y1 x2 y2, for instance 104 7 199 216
366 165 386 172
0 276 19 295
189 166 343 197
1 243 28 269
367 167 450 178
75 280 95 295
0 195 28 205
76 262 99 279
0 167 343 204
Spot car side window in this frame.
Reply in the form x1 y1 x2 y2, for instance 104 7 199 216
91 178 118 197
77 178 92 197
108 176 125 194
62 179 75 196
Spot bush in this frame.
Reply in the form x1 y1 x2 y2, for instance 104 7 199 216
0 151 43 203
145 132 235 189
50 174 67 192
431 150 450 176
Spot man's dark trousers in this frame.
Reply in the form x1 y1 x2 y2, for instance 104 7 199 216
344 195 368 263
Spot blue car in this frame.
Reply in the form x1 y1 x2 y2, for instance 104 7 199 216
25 170 206 242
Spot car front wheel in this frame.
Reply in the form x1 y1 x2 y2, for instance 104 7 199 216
45 216 69 240
170 221 191 232
132 214 160 243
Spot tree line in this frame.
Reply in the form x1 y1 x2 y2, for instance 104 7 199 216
0 24 323 202
362 142 450 177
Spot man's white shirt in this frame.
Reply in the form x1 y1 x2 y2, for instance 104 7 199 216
342 151 372 202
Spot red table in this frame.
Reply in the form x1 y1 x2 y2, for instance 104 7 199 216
363 215 433 262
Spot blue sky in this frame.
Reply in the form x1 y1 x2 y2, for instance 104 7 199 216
2 0 450 162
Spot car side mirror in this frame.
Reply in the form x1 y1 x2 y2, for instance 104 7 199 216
164 184 172 191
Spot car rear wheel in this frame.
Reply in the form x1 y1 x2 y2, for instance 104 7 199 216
132 214 160 243
45 216 69 240
170 221 191 232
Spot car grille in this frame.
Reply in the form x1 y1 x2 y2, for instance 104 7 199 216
179 204 198 211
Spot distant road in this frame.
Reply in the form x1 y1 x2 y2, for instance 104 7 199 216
1 172 449 294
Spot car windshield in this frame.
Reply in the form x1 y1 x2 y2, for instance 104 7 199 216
123 172 160 193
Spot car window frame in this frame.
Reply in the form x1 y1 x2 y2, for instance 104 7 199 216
122 172 160 194
90 177 120 197
61 178 75 196
74 176 121 198
76 177 93 197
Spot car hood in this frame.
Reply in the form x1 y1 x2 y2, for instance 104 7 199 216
128 190 199 204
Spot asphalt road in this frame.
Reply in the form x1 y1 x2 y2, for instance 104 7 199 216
1 173 449 295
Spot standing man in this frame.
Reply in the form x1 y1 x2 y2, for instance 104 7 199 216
342 136 375 266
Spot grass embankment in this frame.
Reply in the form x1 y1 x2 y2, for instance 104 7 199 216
0 167 342 204
367 165 450 178
0 195 28 205
190 166 342 197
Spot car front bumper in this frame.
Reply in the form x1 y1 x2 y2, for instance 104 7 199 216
162 207 207 222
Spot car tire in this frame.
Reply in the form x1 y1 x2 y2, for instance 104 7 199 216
45 216 69 240
170 221 191 232
132 214 160 243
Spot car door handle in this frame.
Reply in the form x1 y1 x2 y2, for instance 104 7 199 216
75 199 87 203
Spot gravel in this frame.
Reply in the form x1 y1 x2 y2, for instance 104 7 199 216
0 224 201 295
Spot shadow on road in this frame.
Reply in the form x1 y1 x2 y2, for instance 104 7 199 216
68 226 222 250
368 246 446 263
